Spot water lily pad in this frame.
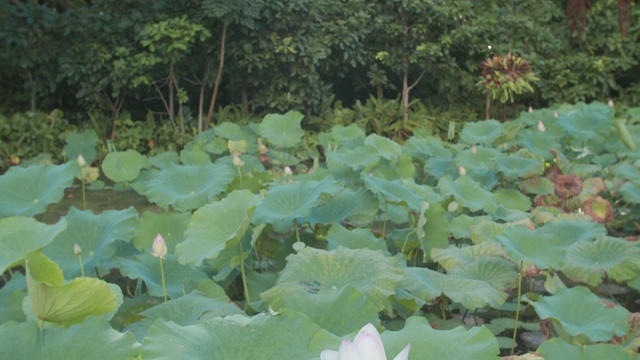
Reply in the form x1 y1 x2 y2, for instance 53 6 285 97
419 203 450 261
516 131 560 160
132 211 191 254
0 318 139 359
102 150 148 183
0 217 66 273
437 175 499 213
142 162 235 211
459 119 503 146
529 286 629 343
0 162 79 218
380 316 500 360
177 190 261 267
261 247 403 312
259 111 305 148
403 135 453 161
43 207 138 278
252 177 342 233
26 252 120 327
326 146 380 173
402 266 508 309
537 338 633 360
141 309 325 359
562 237 640 286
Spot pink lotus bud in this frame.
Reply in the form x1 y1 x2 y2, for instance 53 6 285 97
537 121 546 132
284 166 293 175
608 98 614 107
554 111 559 118
76 154 86 167
528 106 533 113
458 166 466 177
471 146 477 154
152 233 167 259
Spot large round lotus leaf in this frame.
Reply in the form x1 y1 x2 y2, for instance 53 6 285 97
142 162 235 211
493 188 531 211
117 253 208 299
63 130 100 164
556 102 614 142
494 155 544 180
177 190 261 266
538 338 633 360
132 211 190 254
0 273 26 324
449 214 492 239
301 188 378 226
252 177 342 233
612 164 640 181
363 175 421 210
496 225 569 270
179 149 211 165
0 217 66 273
516 131 560 160
537 220 607 244
448 256 519 291
261 247 403 312
141 309 325 360
518 176 555 195
325 223 388 253
280 285 380 337
0 162 79 218
43 207 138 278
102 150 148 183
530 286 629 343
425 157 458 179
403 135 453 161
562 237 640 287
329 123 365 145
455 146 500 171
459 119 503 146
214 121 243 139
365 133 402 160
149 151 179 168
432 242 509 271
259 111 305 148
380 316 500 360
326 146 380 172
26 252 120 327
402 266 508 309
437 175 499 213
0 317 139 359
619 180 640 204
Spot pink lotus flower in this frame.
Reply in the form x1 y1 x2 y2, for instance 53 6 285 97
321 323 410 360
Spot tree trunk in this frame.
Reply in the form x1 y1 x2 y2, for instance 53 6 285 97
618 0 632 37
168 63 175 122
402 69 409 123
205 23 227 130
485 92 491 119
241 81 249 116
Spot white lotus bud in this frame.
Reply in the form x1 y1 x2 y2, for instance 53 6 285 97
232 154 245 167
458 165 466 177
554 111 559 118
76 154 86 167
73 243 82 256
608 98 614 107
284 166 293 175
537 121 546 132
471 146 477 154
528 106 533 113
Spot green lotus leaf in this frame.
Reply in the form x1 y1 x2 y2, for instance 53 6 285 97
0 273 26 324
132 211 191 254
214 121 243 139
329 123 365 145
325 223 388 253
0 162 80 218
529 286 629 343
619 181 640 204
419 203 450 261
102 150 148 183
177 190 261 267
261 247 403 312
205 137 228 154
124 292 243 340
459 119 503 146
259 111 305 148
63 129 100 164
455 146 500 170
495 225 569 269
431 242 508 271
279 285 380 337
142 162 235 211
141 309 324 360
380 316 500 360
301 188 378 226
26 252 120 327
450 214 492 239
252 177 342 233
266 149 301 167
516 131 560 160
402 180 445 203
0 318 139 359
0 217 66 273
179 149 211 165
149 151 179 168
562 237 640 286
425 157 458 180
537 338 633 360
470 220 512 244
493 188 531 211
363 175 422 210
365 133 402 160
403 135 453 161
612 163 640 181
494 155 544 180
437 175 499 213
518 176 555 195
537 220 607 243
118 253 208 299
43 207 138 278
556 102 614 142
326 146 380 172
402 266 508 309
448 256 519 291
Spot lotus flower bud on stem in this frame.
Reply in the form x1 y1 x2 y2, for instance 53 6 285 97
73 243 82 256
554 111 559 118
232 154 245 167
76 154 86 167
320 323 410 360
284 166 293 175
537 121 546 132
152 233 167 259
608 98 614 107
458 165 466 177
471 146 477 154
528 106 533 113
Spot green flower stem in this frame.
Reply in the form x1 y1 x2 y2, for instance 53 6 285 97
77 254 85 277
382 201 388 240
511 260 524 356
238 240 251 313
236 166 243 190
80 177 87 210
158 258 167 303
294 219 301 243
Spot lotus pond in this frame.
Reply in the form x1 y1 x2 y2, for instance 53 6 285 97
1 102 640 359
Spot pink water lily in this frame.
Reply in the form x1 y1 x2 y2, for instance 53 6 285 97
321 323 410 360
